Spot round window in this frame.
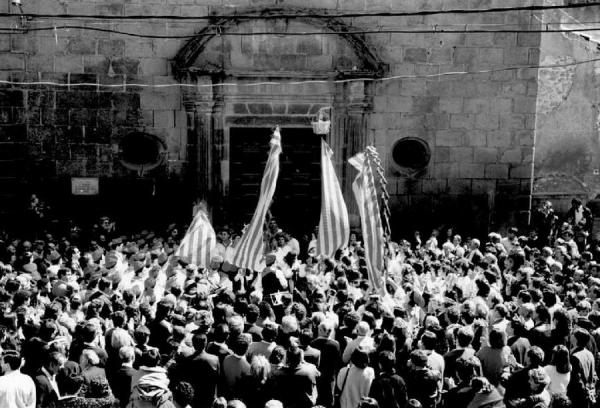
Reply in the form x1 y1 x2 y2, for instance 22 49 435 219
119 132 165 171
391 137 431 169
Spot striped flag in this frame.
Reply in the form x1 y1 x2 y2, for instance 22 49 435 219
316 138 350 257
349 150 385 292
232 129 282 271
176 205 216 268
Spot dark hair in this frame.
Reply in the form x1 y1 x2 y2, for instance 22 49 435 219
56 366 84 395
172 381 195 406
262 323 277 342
421 331 437 350
230 334 251 356
246 304 259 324
214 323 230 343
535 304 550 323
134 325 150 344
550 345 572 374
350 347 370 369
457 327 474 348
456 356 481 381
287 345 303 369
2 350 21 370
140 348 161 368
527 346 545 367
269 346 286 365
81 322 97 343
192 333 208 352
378 350 396 372
489 328 506 349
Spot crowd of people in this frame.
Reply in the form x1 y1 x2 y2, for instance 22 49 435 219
0 197 598 408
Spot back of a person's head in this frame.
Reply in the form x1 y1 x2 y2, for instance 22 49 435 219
281 314 299 334
420 330 437 350
377 350 395 372
227 399 247 408
231 334 251 356
456 356 482 381
262 322 278 342
172 381 194 407
456 326 474 348
286 345 303 369
550 393 572 408
192 333 208 352
264 400 283 408
81 322 97 343
133 325 150 344
269 346 286 365
119 346 135 363
527 346 545 367
56 363 84 395
299 329 313 347
351 346 370 369
250 355 271 383
574 328 591 348
214 323 230 343
140 348 161 368
489 328 506 349
111 327 133 350
212 397 227 408
2 350 22 371
246 304 259 324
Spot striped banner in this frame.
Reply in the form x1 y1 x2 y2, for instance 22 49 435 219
176 206 216 268
232 129 282 271
316 139 350 257
349 150 385 292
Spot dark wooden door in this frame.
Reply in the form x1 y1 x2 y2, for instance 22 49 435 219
229 127 321 238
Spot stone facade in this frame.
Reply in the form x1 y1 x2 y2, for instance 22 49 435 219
0 0 541 237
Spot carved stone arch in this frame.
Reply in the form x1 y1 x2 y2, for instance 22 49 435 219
172 7 386 78
174 8 385 226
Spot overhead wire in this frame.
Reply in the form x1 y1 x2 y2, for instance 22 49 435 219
1 56 599 90
3 24 600 39
0 1 598 20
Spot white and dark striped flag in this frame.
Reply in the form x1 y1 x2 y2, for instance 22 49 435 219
176 205 216 268
316 139 350 257
349 150 385 292
232 129 282 271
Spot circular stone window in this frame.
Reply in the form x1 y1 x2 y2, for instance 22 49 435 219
391 137 431 170
119 132 166 171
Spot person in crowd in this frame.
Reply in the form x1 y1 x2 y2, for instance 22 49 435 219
544 345 571 397
34 351 66 408
368 350 407 408
0 350 36 408
336 347 374 408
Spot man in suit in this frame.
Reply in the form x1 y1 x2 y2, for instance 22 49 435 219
180 333 220 408
299 329 321 367
310 320 342 407
206 323 232 365
569 329 596 408
112 346 137 408
33 351 65 408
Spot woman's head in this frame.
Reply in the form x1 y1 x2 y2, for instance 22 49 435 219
550 345 572 374
250 355 271 384
350 346 370 369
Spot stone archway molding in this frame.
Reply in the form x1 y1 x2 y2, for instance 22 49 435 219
172 7 387 79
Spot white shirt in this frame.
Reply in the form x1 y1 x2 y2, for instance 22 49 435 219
544 365 571 395
0 370 36 408
214 242 235 264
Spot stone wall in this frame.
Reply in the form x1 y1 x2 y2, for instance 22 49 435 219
0 0 541 236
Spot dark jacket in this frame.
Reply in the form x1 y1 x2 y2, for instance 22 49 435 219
178 351 220 408
569 347 596 408
369 370 408 408
112 365 137 408
34 368 59 408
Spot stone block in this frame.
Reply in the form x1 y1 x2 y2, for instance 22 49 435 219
55 56 84 73
450 114 475 129
494 33 517 47
500 148 522 163
499 114 526 130
95 4 124 16
247 103 272 115
435 130 463 146
428 48 453 64
414 64 439 76
401 79 427 96
0 37 9 52
517 32 540 47
433 163 452 178
450 147 473 162
0 54 25 71
125 40 154 58
509 165 532 179
412 96 438 113
447 178 473 194
502 82 527 96
438 97 463 113
425 113 449 130
512 97 537 114
454 48 478 65
388 96 413 112
485 164 509 179
475 113 499 130
297 38 323 55
421 179 447 194
465 130 487 146
154 110 175 128
98 40 125 57
139 58 168 76
463 98 490 114
504 48 530 65
404 48 428 63
67 38 97 55
287 104 311 115
466 33 495 47
307 56 333 71
474 147 498 163
516 130 534 146
489 98 513 113
472 179 496 194
435 147 450 163
0 90 24 107
487 130 512 147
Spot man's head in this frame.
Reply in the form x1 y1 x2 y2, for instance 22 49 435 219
192 334 208 352
1 350 22 373
119 346 135 365
45 351 66 375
